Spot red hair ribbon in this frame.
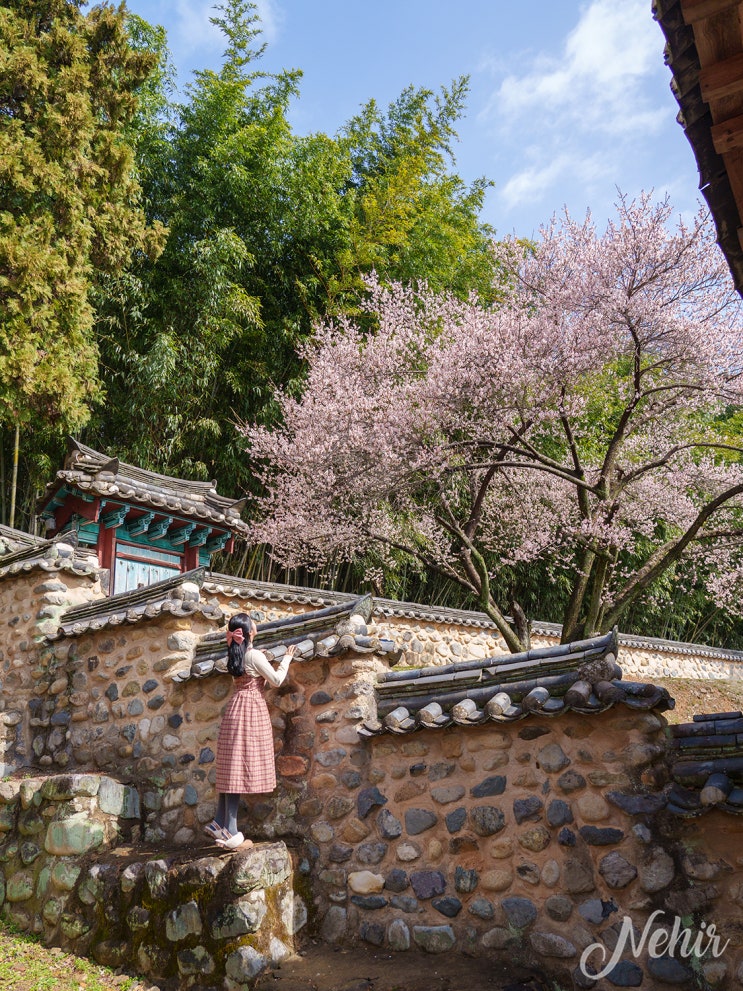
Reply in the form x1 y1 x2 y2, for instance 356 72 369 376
226 628 245 647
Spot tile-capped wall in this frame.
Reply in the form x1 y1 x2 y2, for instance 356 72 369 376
4 567 743 987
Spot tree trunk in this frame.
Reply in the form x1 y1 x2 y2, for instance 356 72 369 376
561 546 596 643
459 546 525 653
582 554 610 639
510 594 531 650
9 422 19 530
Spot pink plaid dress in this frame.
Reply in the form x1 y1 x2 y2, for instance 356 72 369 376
215 647 291 795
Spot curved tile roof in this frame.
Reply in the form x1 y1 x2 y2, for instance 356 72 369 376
0 524 45 553
45 568 222 641
358 628 675 737
173 594 401 683
204 574 353 610
668 711 743 816
0 537 99 583
40 439 249 536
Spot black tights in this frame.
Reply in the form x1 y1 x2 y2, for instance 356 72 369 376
216 793 240 835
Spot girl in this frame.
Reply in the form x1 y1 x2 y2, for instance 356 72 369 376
205 613 296 849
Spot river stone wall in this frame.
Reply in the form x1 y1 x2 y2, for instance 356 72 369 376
361 618 743 682
3 563 739 789
228 646 743 988
38 611 225 844
0 773 303 989
0 549 105 774
4 567 743 987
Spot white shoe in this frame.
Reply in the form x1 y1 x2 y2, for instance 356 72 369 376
215 830 245 849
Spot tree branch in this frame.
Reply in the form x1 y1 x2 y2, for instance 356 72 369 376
455 458 598 492
559 395 590 519
619 442 743 487
603 481 743 628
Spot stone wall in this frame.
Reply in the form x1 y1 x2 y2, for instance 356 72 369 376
0 773 303 989
0 548 104 775
3 564 740 790
232 650 743 988
5 567 743 987
363 616 743 682
37 609 227 843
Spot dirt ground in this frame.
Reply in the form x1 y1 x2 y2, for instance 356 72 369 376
654 677 743 723
254 942 547 991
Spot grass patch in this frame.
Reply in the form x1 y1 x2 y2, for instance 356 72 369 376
0 918 141 991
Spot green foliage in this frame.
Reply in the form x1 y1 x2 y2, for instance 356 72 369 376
90 0 497 496
333 79 496 311
0 0 164 433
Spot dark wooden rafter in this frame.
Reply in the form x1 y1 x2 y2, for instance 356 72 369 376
657 0 743 291
711 112 743 152
700 52 743 101
680 0 741 24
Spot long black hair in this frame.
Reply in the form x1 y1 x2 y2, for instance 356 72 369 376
226 613 256 677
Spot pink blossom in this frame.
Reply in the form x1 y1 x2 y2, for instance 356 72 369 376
244 194 743 651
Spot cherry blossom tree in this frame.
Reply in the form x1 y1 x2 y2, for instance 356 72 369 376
245 194 743 652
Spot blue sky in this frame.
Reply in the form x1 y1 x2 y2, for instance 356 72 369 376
124 0 701 238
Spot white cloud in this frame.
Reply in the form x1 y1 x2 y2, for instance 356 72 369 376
500 151 610 212
489 0 661 130
172 0 222 57
255 0 283 44
171 0 283 59
479 0 670 219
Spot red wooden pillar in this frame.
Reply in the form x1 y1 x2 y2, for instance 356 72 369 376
98 525 116 586
183 545 200 572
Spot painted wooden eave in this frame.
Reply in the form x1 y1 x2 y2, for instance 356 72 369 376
38 439 249 536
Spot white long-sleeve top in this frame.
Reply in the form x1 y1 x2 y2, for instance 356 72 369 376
241 647 292 687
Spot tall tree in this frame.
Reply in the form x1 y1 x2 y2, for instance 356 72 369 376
0 0 164 523
92 0 496 494
245 195 743 652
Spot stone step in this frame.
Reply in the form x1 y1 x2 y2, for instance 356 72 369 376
0 772 304 988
